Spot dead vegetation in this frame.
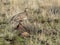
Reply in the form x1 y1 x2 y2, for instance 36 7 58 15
0 0 60 45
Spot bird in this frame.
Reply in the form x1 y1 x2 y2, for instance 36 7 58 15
9 10 30 38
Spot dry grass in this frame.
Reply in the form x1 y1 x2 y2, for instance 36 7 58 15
0 0 60 45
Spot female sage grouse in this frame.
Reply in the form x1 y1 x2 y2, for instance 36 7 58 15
9 11 30 37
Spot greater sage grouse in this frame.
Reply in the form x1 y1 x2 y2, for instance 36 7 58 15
9 11 30 37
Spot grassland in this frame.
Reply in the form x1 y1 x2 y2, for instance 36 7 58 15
0 0 60 45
